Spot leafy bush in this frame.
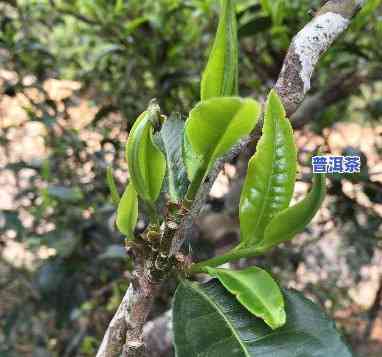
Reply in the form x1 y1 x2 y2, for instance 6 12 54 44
0 0 381 356
111 1 354 355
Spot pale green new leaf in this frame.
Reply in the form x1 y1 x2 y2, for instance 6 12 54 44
201 0 238 100
259 173 326 250
184 97 261 179
182 131 204 182
126 106 166 203
116 183 138 240
239 90 297 247
206 266 285 330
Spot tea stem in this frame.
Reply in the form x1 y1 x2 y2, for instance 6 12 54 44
188 246 267 274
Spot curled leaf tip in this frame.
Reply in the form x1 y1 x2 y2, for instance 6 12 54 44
205 266 286 330
239 90 297 247
259 172 326 250
201 0 238 100
126 108 166 204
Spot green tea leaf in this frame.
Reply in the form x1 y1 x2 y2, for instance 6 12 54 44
201 0 238 100
116 183 138 240
182 130 204 182
239 90 296 247
106 166 120 206
184 97 261 180
160 113 189 202
126 104 166 203
259 173 326 250
173 279 353 357
206 266 285 329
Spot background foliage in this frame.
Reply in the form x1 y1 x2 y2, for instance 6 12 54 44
0 0 381 356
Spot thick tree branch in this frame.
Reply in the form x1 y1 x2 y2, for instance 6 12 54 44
97 1 368 356
275 0 365 116
96 285 132 357
97 266 161 357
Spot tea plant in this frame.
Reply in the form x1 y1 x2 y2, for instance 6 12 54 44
98 0 369 356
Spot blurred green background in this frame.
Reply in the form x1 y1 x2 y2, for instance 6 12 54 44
0 0 381 356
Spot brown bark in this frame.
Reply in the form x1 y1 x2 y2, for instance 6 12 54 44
275 0 365 116
97 263 162 357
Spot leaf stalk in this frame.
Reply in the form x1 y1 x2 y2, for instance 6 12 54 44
188 246 267 274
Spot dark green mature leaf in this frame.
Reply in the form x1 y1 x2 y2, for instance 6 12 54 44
201 0 238 100
259 173 326 250
239 90 296 247
173 279 353 357
206 266 285 329
116 183 138 240
160 113 189 202
184 97 261 180
126 103 166 203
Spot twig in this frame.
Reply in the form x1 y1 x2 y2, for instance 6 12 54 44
275 0 365 116
170 134 255 256
96 268 161 357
